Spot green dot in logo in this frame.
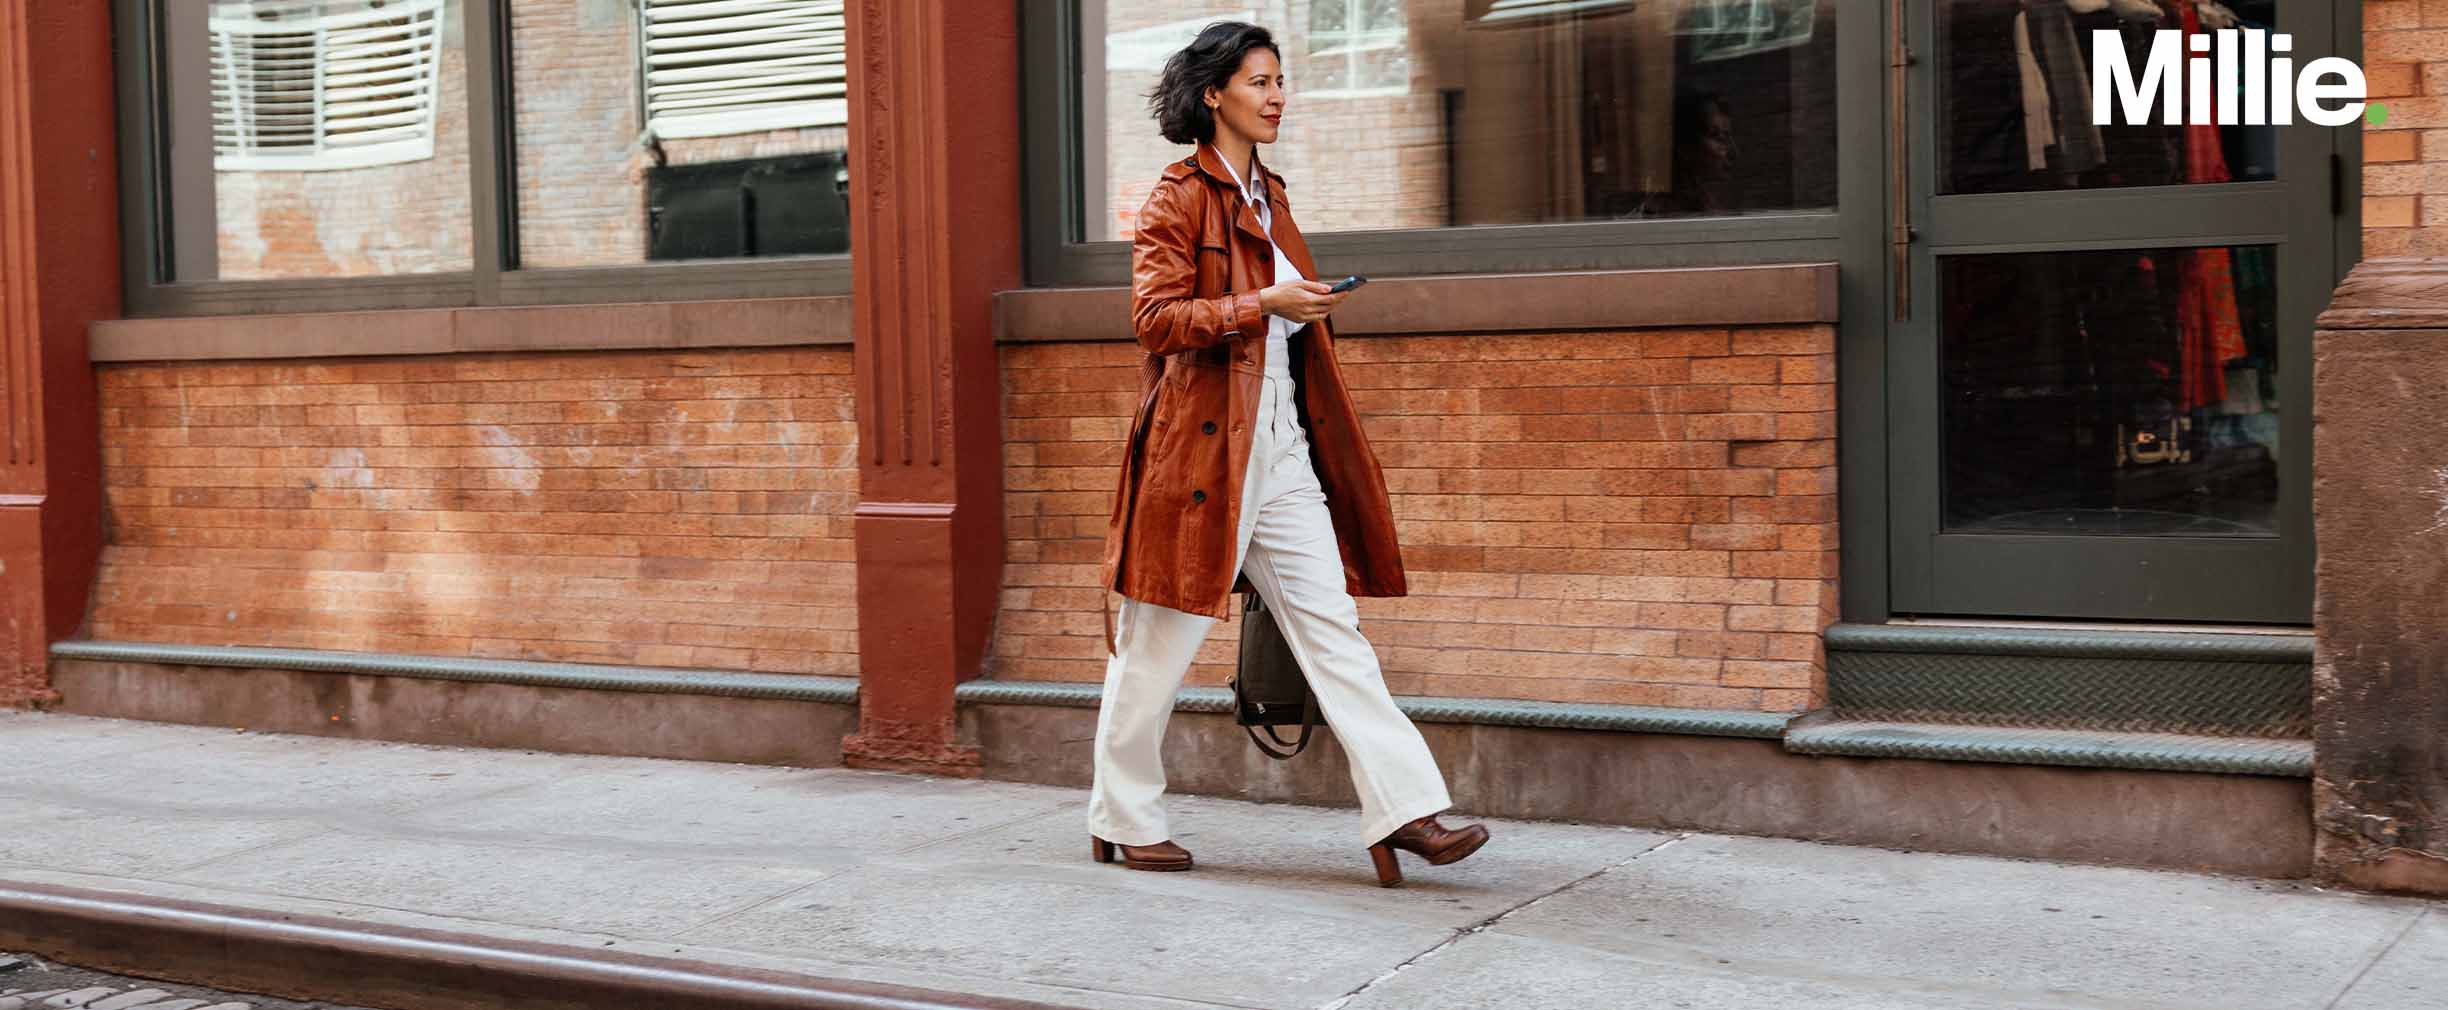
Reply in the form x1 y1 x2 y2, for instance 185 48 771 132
2367 103 2391 126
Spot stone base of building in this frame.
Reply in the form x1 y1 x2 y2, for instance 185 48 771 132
963 703 2313 880
2314 831 2448 898
45 658 855 768
41 654 2309 880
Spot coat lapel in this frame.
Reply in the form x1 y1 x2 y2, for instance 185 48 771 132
1194 142 1274 250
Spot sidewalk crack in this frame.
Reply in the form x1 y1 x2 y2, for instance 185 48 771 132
1312 832 1687 1010
2319 905 2431 1010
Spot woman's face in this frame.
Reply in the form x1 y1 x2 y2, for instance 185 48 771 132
1204 47 1285 147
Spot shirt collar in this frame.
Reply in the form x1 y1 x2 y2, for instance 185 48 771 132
1199 141 1268 206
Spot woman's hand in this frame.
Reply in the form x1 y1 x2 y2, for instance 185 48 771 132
1259 279 1349 324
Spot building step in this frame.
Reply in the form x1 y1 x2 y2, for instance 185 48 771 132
1824 622 2311 738
1783 711 2312 777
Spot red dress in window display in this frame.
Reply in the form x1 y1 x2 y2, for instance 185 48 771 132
2174 0 2250 415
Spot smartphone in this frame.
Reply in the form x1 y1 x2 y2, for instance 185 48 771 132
1327 274 1369 294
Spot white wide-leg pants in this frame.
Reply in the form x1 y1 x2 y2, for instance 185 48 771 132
1088 367 1452 847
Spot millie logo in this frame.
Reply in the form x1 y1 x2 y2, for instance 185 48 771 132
2091 29 2379 128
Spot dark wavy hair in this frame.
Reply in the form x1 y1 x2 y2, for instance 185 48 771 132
1147 22 1280 146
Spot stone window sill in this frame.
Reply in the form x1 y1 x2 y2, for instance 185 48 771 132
88 263 1838 364
995 263 1839 343
90 296 855 363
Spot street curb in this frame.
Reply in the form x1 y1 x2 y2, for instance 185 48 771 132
0 879 1083 1010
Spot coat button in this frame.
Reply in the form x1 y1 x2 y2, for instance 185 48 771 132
1202 421 1217 435
1192 490 1207 504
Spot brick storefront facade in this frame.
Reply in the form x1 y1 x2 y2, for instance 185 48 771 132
87 347 862 675
2361 2 2448 253
81 319 1836 713
998 323 1837 712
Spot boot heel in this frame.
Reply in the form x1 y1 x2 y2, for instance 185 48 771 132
1092 836 1115 863
1368 842 1402 887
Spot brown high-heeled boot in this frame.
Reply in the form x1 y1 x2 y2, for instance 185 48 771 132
1366 814 1489 886
1090 835 1194 872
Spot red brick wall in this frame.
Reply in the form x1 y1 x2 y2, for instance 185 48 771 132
2364 2 2447 254
997 325 1839 713
88 347 861 675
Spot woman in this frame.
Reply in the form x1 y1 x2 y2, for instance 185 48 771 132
1088 21 1490 888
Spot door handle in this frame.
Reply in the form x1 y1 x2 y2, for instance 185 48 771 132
1889 0 1914 322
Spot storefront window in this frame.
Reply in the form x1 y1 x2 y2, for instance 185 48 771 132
121 0 855 313
1941 245 2281 537
162 0 472 280
1078 0 1838 242
508 0 851 268
1942 0 2280 196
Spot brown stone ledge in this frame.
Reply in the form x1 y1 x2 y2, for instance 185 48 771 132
994 263 1840 343
89 296 855 363
46 658 855 768
964 704 2313 880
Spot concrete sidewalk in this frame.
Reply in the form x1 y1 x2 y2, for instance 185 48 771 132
0 709 2438 1010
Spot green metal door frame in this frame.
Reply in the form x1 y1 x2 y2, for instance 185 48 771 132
1849 0 2360 625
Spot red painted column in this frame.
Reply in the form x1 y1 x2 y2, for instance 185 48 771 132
839 0 1020 775
0 0 118 708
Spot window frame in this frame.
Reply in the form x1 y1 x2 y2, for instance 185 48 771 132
1022 0 1876 288
1302 0 1411 98
112 0 853 319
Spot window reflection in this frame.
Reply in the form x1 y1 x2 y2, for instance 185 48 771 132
1942 246 2282 537
1080 0 1838 241
1943 0 2278 195
164 0 472 281
510 0 851 268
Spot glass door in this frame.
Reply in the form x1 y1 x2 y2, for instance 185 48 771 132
1890 0 2341 623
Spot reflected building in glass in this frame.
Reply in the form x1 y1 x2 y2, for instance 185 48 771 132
1081 0 1839 241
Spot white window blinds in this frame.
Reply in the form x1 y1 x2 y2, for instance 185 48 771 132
209 0 447 172
640 0 849 140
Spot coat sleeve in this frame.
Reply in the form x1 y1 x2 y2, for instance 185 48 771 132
1130 183 1266 356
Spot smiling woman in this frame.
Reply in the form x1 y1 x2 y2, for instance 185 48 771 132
1087 20 1493 889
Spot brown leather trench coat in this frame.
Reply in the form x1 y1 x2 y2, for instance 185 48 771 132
1097 143 1407 653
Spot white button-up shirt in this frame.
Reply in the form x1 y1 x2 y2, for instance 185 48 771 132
1209 143 1306 379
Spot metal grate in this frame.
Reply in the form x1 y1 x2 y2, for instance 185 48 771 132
1824 624 2312 737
